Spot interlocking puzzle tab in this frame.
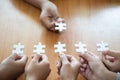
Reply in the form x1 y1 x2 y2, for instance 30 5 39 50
33 42 46 54
97 41 109 52
12 43 24 54
55 18 67 32
75 42 87 53
54 41 66 54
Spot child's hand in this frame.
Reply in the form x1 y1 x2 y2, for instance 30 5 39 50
102 50 120 72
79 52 116 80
57 53 80 80
25 54 51 80
0 54 28 80
40 1 64 32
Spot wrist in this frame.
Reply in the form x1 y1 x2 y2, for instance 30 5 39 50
39 0 49 8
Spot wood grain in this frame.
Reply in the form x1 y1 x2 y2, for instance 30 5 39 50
0 0 120 80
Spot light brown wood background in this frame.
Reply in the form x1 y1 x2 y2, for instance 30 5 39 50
0 0 120 80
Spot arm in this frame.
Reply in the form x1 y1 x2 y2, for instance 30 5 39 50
25 0 63 32
24 0 48 9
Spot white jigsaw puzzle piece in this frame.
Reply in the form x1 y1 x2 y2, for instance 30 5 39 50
97 41 109 51
55 22 67 32
75 42 87 53
33 42 46 54
12 43 24 54
54 42 66 54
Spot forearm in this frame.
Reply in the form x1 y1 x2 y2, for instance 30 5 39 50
24 0 49 9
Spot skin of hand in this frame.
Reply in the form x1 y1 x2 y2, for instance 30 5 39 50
0 54 28 80
79 52 116 80
25 54 51 80
102 50 120 72
57 53 81 80
25 0 64 32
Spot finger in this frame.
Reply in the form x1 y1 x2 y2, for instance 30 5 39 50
16 55 28 65
79 52 93 62
79 57 86 64
59 53 69 65
79 67 86 78
79 55 88 65
102 50 120 58
70 56 78 64
105 55 115 62
82 64 87 69
1 54 18 63
40 13 55 29
41 54 49 63
80 67 86 72
9 54 21 60
49 23 59 33
56 60 62 75
66 55 72 62
56 17 65 23
42 17 58 32
102 53 112 68
42 17 55 29
32 54 42 63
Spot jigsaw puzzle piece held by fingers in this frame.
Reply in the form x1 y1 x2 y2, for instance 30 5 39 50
97 41 109 52
12 43 24 54
33 42 46 54
55 18 67 32
75 42 87 53
54 41 66 54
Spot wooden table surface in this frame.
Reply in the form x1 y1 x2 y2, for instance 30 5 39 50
0 0 120 80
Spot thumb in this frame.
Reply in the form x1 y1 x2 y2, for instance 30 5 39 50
16 54 28 64
41 54 49 63
102 50 119 58
59 53 69 65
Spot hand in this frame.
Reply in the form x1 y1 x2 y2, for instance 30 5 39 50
102 50 120 72
25 0 64 32
25 54 51 80
79 52 116 80
40 1 64 32
0 54 28 80
57 53 80 80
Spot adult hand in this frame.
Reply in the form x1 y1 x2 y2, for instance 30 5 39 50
0 54 28 80
102 50 120 72
57 53 80 80
79 52 116 80
25 54 51 80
